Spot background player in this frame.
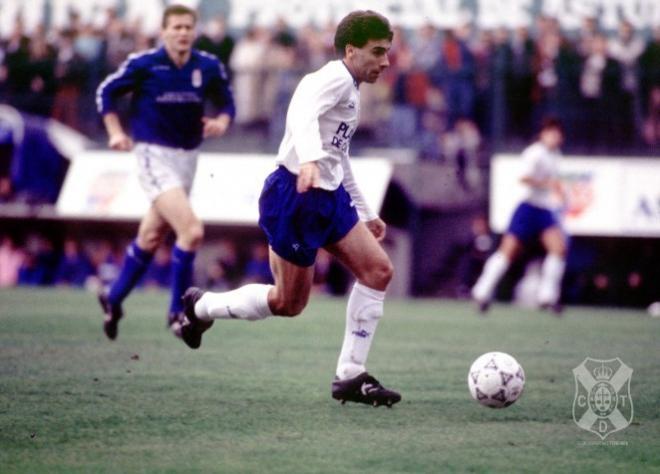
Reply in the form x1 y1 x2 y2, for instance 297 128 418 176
179 10 401 407
472 118 567 313
95 4 235 340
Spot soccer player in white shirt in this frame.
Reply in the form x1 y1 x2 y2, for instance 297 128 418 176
472 118 568 313
178 10 401 407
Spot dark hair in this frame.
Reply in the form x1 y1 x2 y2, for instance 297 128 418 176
334 10 393 56
162 4 197 28
540 117 563 133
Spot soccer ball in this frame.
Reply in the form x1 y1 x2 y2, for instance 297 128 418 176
467 352 525 408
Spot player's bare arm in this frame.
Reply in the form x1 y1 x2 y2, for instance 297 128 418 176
296 162 321 193
103 112 133 151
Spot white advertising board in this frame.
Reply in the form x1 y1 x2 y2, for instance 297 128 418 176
491 155 660 237
56 152 393 225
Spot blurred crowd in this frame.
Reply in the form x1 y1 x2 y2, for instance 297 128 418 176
0 232 348 296
0 10 659 157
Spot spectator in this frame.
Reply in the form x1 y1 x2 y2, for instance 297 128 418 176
531 29 562 125
230 27 268 127
266 21 301 148
87 239 121 290
578 33 622 151
386 26 419 147
0 116 14 202
17 234 58 286
297 25 331 71
0 234 24 287
608 20 645 147
431 25 476 126
486 28 511 144
204 259 231 292
54 237 94 287
12 30 56 117
204 239 243 291
639 27 660 147
506 26 536 140
242 242 273 284
142 244 172 289
3 22 31 111
103 7 137 71
642 86 660 146
51 29 87 131
195 16 235 75
576 16 600 58
410 23 441 72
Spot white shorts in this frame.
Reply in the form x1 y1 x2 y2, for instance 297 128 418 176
134 143 199 202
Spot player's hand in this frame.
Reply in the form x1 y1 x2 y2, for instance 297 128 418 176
108 132 133 151
202 115 231 138
366 218 386 242
297 162 321 193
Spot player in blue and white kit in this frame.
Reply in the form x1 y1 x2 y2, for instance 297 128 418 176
472 118 568 313
95 5 235 340
178 11 401 407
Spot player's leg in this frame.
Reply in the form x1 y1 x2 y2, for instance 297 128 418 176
194 247 313 320
471 233 521 309
538 226 567 309
179 249 314 348
326 221 392 378
151 187 204 323
100 206 167 339
324 222 400 406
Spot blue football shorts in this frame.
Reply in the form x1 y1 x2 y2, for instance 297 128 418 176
258 166 359 267
507 202 558 243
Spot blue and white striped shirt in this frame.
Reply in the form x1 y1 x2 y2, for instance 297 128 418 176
96 47 235 150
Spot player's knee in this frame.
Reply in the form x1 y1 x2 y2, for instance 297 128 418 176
270 295 307 317
137 230 163 253
364 259 394 290
180 221 204 249
546 238 567 257
550 245 567 258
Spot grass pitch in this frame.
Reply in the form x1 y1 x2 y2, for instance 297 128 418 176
1 288 659 473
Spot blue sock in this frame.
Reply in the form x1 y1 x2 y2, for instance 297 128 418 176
170 245 196 314
108 241 153 305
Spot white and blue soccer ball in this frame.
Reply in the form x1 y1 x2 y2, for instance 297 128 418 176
468 352 525 408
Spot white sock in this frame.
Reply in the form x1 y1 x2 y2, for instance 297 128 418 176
336 282 385 380
538 254 566 305
195 284 274 321
472 251 510 302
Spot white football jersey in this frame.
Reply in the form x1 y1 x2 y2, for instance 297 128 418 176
276 60 376 221
519 142 561 209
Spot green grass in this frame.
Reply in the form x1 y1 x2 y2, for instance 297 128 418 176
1 288 659 473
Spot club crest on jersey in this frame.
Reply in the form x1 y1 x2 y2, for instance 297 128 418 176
192 69 202 88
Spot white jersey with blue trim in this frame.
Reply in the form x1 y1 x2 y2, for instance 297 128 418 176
276 60 376 221
519 142 561 210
